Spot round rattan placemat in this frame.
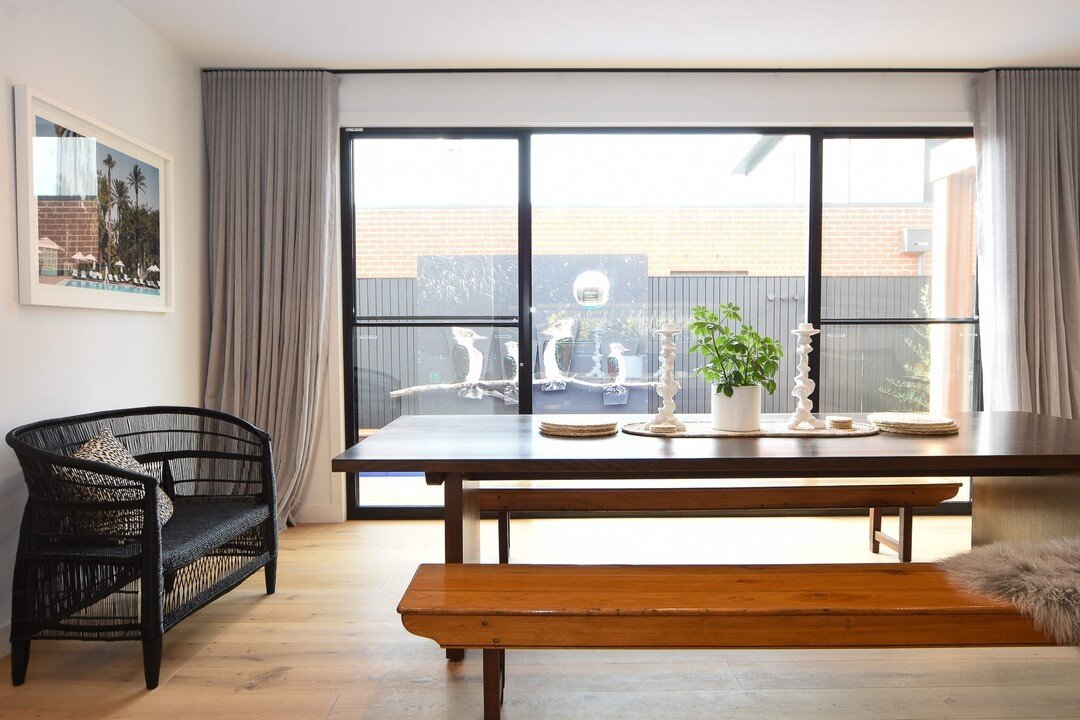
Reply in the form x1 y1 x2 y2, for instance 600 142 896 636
867 412 959 435
538 420 619 438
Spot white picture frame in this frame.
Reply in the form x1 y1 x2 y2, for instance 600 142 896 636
14 85 174 312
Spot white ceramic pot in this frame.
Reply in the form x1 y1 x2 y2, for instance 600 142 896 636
711 385 762 432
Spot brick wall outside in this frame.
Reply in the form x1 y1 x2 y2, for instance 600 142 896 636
37 198 100 267
356 204 937 278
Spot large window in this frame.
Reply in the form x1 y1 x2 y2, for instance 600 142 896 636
342 128 977 516
819 136 979 415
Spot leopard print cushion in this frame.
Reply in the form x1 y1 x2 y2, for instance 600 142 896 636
63 427 174 533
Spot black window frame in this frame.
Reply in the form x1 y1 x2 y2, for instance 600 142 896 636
340 126 978 519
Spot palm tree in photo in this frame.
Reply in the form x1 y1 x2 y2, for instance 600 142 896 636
127 165 147 278
97 171 112 278
108 178 129 283
103 153 116 186
98 155 117 277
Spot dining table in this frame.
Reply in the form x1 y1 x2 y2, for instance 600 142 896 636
334 410 1080 557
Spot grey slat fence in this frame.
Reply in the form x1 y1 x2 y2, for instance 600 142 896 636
354 274 936 429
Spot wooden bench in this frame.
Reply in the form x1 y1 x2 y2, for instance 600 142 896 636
399 563 1051 720
477 478 962 563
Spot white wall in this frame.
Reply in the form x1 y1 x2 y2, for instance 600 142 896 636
0 0 207 656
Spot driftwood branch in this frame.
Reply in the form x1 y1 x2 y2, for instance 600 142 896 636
389 380 517 399
389 377 659 399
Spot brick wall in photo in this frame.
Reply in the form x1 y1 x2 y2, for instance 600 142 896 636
36 197 100 267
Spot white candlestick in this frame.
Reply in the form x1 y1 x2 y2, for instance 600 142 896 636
787 323 826 431
645 322 686 434
586 328 605 379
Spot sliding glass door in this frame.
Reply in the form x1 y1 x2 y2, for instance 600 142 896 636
345 135 520 509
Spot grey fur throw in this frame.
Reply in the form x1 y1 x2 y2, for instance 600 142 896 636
939 539 1080 646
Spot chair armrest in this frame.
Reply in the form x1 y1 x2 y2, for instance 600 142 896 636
25 459 163 549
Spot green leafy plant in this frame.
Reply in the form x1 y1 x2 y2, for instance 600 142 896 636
688 303 784 397
880 285 931 411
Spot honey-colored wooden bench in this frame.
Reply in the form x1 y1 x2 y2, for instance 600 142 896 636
477 478 962 563
398 563 1051 720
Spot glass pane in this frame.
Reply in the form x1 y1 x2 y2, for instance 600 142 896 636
350 136 520 508
353 138 518 319
531 133 810 415
819 322 979 414
821 138 976 320
353 324 519 507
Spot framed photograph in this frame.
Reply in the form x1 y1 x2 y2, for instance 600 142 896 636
14 86 173 312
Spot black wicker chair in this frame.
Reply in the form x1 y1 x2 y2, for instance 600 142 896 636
5 406 279 689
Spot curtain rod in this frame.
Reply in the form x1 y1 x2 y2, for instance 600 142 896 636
204 66 985 74
201 66 1079 75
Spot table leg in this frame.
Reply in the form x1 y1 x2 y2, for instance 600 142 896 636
972 473 1080 546
439 471 480 660
483 649 504 720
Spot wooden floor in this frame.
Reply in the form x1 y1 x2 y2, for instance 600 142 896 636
1 515 1078 719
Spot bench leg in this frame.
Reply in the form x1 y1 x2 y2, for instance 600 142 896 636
869 507 883 553
871 507 914 562
483 649 504 720
498 512 510 564
898 506 913 562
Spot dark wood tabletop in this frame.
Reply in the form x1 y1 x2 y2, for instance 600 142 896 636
332 411 1080 478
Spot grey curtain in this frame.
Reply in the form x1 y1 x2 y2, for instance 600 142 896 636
202 70 340 524
974 70 1080 417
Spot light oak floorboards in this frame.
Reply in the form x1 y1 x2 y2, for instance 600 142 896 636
0 515 1077 719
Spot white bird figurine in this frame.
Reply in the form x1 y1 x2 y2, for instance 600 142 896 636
450 327 487 384
607 342 630 385
541 317 575 380
502 340 519 382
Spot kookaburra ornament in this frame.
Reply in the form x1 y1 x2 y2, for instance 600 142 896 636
450 327 487 384
541 317 575 381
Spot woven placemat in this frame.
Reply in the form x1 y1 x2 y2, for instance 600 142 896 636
876 425 960 436
539 420 619 438
868 412 956 427
539 421 617 430
867 412 959 435
539 427 618 438
621 419 879 438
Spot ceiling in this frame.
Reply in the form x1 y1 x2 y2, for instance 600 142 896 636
115 0 1080 70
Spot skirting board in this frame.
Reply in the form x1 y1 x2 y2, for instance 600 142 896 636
291 503 346 524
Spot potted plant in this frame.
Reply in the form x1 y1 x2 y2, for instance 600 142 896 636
688 303 784 432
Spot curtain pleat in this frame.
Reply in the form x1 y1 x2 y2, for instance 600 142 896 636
974 69 1080 418
202 71 339 525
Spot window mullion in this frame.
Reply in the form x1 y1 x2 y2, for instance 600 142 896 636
807 131 824 410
